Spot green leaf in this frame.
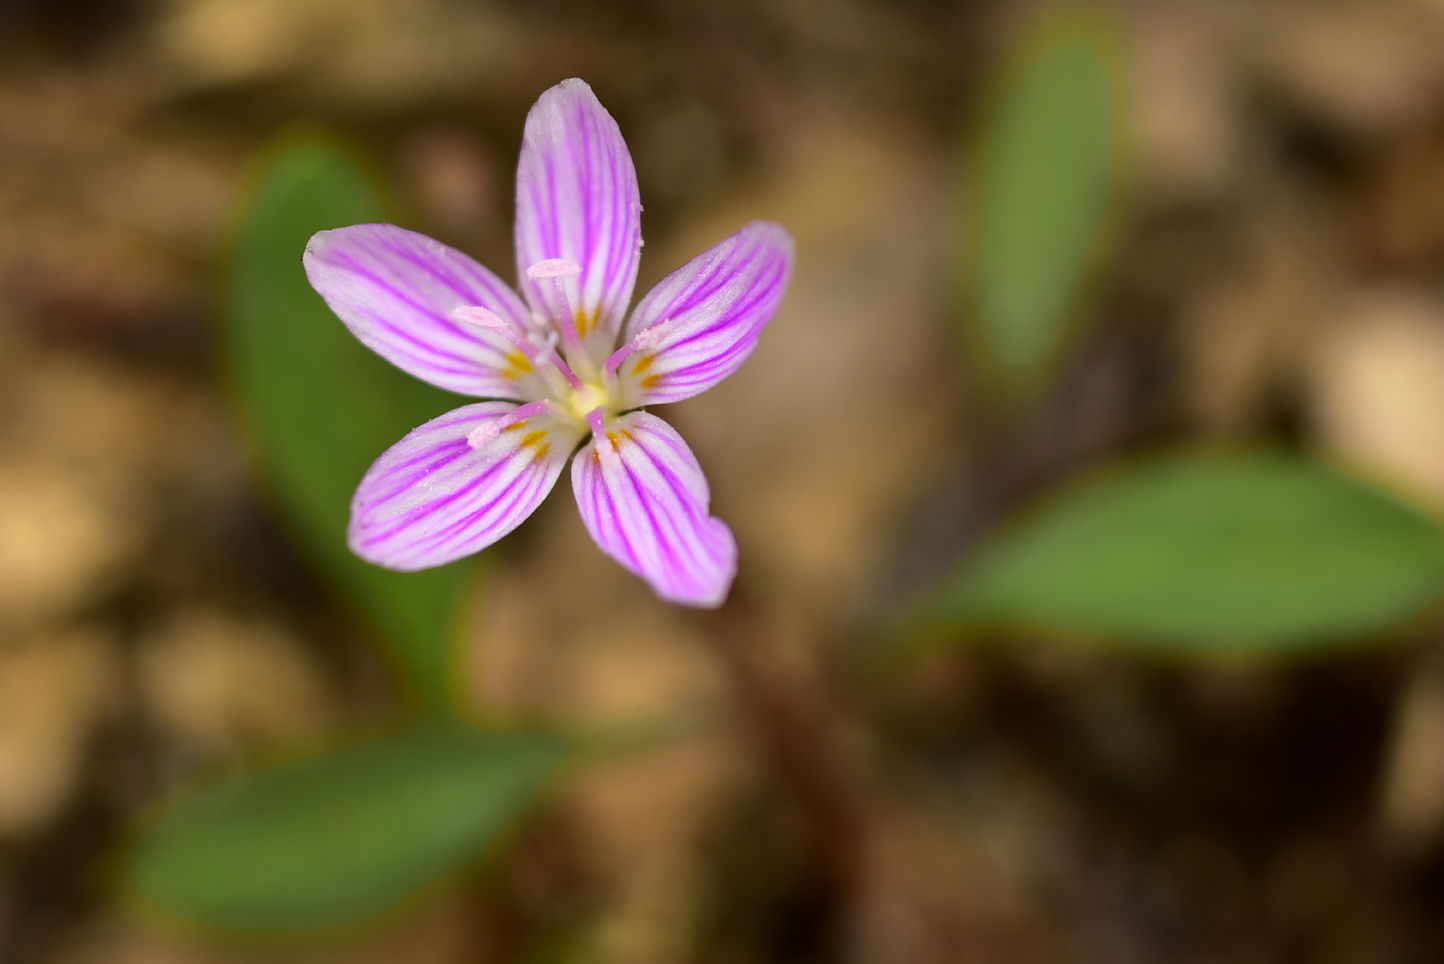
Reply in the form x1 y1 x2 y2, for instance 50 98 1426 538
914 452 1444 652
970 17 1121 394
226 135 474 710
127 722 567 934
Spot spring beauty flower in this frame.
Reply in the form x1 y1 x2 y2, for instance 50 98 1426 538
303 79 793 607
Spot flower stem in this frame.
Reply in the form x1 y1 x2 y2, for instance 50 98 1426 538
706 583 864 958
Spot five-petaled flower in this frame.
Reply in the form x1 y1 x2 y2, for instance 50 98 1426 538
303 78 794 607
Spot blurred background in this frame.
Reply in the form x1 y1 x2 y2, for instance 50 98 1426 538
6 0 1444 962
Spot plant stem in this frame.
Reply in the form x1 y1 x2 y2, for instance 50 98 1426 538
707 583 865 957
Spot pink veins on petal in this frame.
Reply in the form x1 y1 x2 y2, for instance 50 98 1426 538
303 77 794 607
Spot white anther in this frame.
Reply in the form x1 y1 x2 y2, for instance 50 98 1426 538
450 305 508 330
466 423 503 451
631 319 672 351
526 258 582 280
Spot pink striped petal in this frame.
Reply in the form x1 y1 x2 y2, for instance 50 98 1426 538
514 79 642 364
613 222 794 406
571 411 736 607
305 224 548 400
349 402 584 571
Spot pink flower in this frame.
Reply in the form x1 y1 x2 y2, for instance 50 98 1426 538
303 79 794 607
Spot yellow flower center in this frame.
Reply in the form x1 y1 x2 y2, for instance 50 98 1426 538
558 379 611 422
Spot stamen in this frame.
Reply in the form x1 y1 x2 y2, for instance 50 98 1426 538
525 259 581 280
468 401 553 451
546 349 585 391
450 305 582 390
450 305 509 331
605 319 673 377
525 260 586 355
585 406 620 468
633 320 673 351
450 306 531 354
466 423 501 450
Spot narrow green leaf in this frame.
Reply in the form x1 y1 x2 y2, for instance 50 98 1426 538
127 722 566 934
970 18 1121 394
226 135 474 709
915 452 1444 652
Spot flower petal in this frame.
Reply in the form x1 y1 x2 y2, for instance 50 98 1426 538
305 223 547 399
350 402 584 571
614 222 794 406
571 411 737 607
514 78 642 361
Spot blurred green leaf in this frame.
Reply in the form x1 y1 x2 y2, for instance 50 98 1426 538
128 722 566 934
913 452 1444 652
970 18 1121 394
226 135 473 710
